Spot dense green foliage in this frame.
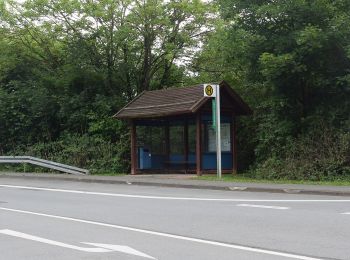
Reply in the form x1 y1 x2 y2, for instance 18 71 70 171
196 0 350 180
0 0 349 179
0 0 214 173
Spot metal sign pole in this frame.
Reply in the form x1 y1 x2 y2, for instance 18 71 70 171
203 83 222 178
216 85 222 178
212 99 216 130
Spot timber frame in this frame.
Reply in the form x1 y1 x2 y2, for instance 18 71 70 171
114 81 252 175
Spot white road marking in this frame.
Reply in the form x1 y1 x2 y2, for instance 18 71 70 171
237 204 290 210
0 184 349 202
341 212 350 215
0 207 322 260
0 229 155 259
83 243 155 259
0 229 110 253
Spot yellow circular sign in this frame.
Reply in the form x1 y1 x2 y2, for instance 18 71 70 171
205 85 214 96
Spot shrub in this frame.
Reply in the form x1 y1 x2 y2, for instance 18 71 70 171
254 126 350 181
3 134 130 174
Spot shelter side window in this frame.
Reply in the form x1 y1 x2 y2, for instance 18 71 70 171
188 124 196 154
169 125 184 155
204 123 231 152
137 126 165 155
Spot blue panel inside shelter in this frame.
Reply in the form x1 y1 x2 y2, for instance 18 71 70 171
151 154 165 169
139 148 152 169
202 152 232 170
169 154 185 162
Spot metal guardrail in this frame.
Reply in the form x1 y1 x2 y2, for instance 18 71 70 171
0 156 89 175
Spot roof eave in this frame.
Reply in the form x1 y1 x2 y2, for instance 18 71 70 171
112 91 146 118
115 110 195 120
190 96 210 113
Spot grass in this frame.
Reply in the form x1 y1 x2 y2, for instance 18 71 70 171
194 174 350 186
91 172 126 176
0 164 126 175
2 164 349 186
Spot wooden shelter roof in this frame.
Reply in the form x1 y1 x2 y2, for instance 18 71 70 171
114 81 252 119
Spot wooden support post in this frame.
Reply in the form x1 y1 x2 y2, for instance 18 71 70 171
196 113 202 176
164 121 170 173
232 117 238 174
165 121 170 163
130 120 137 175
184 119 189 172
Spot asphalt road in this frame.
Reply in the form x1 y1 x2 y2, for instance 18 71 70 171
0 177 350 260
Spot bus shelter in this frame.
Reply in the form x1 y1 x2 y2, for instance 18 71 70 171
114 81 252 175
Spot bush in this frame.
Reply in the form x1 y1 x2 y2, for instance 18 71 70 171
253 126 350 181
2 134 130 174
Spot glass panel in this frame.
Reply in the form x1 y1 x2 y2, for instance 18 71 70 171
188 124 196 153
136 126 165 154
169 125 184 155
136 126 148 147
151 126 166 154
204 123 231 152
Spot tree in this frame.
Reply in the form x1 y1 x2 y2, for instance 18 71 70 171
194 0 350 177
0 0 215 173
2 0 214 94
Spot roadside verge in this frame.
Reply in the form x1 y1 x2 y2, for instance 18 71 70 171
1 172 350 197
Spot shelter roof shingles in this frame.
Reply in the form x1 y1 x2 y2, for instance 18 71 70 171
114 81 252 119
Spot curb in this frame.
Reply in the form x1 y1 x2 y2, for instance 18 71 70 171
1 173 350 197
